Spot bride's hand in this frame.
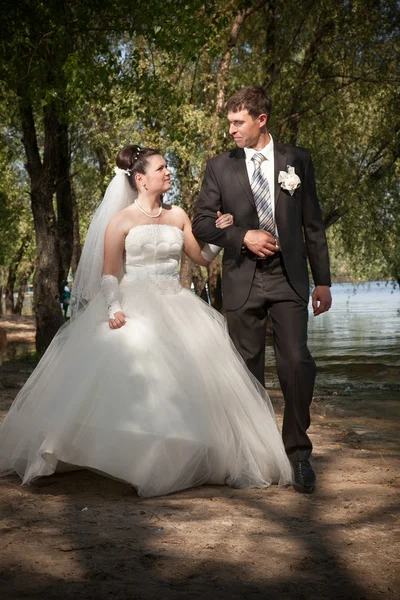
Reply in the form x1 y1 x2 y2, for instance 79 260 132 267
109 311 126 329
215 210 234 229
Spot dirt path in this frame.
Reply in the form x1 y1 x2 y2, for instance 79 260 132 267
0 317 399 599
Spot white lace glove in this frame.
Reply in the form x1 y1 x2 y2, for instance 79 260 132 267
100 274 122 319
201 243 222 261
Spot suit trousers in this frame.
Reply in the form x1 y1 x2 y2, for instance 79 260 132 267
225 253 316 462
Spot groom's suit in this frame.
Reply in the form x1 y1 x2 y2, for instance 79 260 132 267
192 141 331 462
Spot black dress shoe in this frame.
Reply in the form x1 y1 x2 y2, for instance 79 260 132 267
292 460 316 494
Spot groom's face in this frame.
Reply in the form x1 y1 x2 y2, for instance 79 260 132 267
227 109 266 149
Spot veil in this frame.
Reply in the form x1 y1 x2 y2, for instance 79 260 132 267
70 168 137 317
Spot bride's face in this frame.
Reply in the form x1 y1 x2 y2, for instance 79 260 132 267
140 155 171 194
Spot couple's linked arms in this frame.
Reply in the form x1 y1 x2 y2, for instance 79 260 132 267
192 161 279 258
182 209 233 264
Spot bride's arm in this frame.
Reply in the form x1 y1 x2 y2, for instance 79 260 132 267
181 209 233 266
101 219 126 329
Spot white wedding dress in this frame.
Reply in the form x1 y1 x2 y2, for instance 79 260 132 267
0 224 292 497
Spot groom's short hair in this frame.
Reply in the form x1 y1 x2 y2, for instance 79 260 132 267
226 86 272 119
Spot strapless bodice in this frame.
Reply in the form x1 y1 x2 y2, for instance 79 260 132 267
121 224 184 294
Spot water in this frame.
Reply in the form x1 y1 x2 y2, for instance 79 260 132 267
5 281 400 391
265 281 400 390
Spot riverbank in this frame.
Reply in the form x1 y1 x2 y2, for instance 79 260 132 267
0 315 399 599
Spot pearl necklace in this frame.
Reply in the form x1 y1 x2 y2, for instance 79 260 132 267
134 199 162 218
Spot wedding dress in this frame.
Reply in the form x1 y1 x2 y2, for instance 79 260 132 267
0 224 292 497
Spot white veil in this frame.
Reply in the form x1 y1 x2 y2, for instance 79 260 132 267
70 168 137 317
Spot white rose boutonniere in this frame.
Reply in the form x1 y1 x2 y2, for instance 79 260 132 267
278 166 301 196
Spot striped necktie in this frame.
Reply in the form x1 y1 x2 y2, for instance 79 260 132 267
250 152 275 234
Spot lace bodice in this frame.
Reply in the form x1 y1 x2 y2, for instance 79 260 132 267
121 224 184 294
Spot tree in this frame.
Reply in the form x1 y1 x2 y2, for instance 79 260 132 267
0 0 219 348
0 0 139 350
1 0 398 351
0 120 34 315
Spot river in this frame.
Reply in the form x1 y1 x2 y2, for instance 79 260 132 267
5 281 400 392
265 281 400 391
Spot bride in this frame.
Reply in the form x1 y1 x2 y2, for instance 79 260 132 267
0 144 293 497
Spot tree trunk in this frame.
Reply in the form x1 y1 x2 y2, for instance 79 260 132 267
179 252 193 289
93 107 109 191
56 120 74 288
14 283 26 316
95 145 109 184
215 0 269 118
31 188 64 354
0 286 3 315
70 185 81 276
19 94 64 354
192 264 208 302
263 1 277 88
207 257 222 311
4 235 30 314
14 260 35 315
180 255 209 302
14 283 26 315
4 286 14 315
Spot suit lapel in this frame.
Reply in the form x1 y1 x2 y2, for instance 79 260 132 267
274 142 287 213
229 148 256 211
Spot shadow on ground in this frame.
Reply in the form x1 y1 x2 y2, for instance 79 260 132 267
1 432 398 599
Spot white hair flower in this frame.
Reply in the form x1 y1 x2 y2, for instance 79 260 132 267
114 166 131 176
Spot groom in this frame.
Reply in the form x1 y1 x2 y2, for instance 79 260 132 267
192 85 332 493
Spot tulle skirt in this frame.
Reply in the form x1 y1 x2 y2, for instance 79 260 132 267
0 281 293 497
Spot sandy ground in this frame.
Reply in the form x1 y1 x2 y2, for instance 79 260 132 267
0 316 399 600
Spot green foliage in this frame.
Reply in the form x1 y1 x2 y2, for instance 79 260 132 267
225 0 400 280
0 0 399 291
0 125 34 284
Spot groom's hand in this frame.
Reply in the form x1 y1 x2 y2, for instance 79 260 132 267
312 286 332 316
243 230 279 257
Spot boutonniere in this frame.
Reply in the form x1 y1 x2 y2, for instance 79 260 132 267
278 166 301 196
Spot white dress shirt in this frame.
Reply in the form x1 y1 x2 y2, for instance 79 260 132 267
244 135 278 237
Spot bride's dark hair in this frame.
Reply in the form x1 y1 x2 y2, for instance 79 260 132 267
116 144 161 191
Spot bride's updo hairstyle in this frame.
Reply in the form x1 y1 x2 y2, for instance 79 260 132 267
116 144 161 191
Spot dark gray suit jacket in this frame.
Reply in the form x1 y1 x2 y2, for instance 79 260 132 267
192 142 331 310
